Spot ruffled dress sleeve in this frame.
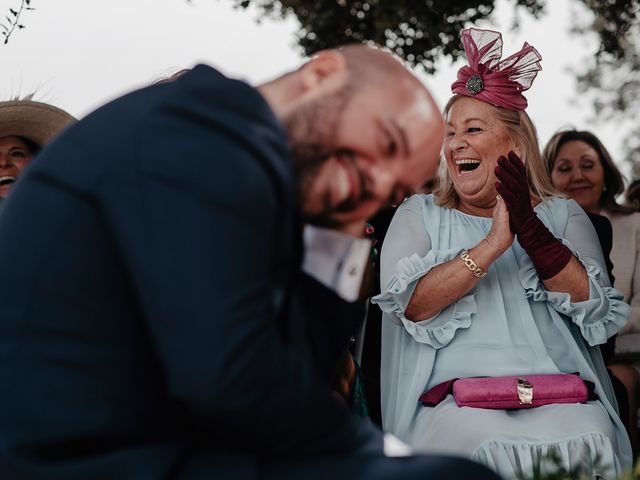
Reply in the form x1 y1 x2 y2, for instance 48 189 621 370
519 199 629 346
371 196 476 348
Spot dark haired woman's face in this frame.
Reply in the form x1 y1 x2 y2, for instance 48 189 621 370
0 136 35 198
550 139 605 213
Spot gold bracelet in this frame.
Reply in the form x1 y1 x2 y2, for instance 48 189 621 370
460 249 487 278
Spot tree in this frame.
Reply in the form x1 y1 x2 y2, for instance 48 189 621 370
231 0 546 73
573 0 640 179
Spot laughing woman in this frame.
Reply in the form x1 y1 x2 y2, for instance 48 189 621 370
0 100 74 204
373 28 632 479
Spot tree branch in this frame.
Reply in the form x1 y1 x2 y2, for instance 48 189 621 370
1 0 34 45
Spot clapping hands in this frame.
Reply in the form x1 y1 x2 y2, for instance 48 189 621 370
494 151 535 235
486 194 514 255
493 150 573 280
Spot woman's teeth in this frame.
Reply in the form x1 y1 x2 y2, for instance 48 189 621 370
455 159 481 173
0 176 17 186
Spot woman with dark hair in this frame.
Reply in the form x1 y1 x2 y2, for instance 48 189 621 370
544 131 634 215
544 131 639 337
0 100 75 201
627 178 640 211
544 129 640 454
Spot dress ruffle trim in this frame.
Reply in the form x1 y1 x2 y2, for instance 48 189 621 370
372 250 476 347
518 239 629 346
472 432 621 479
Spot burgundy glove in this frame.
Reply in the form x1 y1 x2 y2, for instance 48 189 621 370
495 151 573 280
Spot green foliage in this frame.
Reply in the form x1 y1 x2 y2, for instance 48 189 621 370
231 0 546 73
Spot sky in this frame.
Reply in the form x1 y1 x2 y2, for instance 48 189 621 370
0 0 629 175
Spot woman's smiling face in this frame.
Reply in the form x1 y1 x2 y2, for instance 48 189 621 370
444 96 518 214
0 136 35 198
550 140 605 214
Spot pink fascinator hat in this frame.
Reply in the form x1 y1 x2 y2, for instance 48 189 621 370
451 28 542 111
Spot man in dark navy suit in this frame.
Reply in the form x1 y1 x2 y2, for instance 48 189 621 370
0 45 499 479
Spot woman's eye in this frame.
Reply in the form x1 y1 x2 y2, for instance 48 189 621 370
581 162 593 169
9 150 26 158
557 166 571 173
467 127 481 133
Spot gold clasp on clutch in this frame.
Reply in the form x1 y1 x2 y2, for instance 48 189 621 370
517 377 533 405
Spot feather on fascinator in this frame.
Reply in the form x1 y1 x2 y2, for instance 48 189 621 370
451 28 542 111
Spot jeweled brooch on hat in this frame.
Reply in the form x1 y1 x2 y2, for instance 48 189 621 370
465 75 484 95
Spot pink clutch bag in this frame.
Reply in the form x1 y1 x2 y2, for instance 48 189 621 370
419 373 594 410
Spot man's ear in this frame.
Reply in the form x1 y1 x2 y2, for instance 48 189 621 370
298 50 348 97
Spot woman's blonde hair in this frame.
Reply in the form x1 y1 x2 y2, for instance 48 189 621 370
436 94 562 208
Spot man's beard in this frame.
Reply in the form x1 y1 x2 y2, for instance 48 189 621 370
282 83 356 227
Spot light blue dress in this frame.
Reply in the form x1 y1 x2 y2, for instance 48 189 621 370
372 194 632 479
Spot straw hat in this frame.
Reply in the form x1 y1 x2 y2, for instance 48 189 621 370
0 100 75 148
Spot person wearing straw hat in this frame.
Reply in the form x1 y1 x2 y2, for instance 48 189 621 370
0 99 75 201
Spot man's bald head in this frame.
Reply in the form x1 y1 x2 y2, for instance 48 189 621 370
338 44 415 87
258 43 443 228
